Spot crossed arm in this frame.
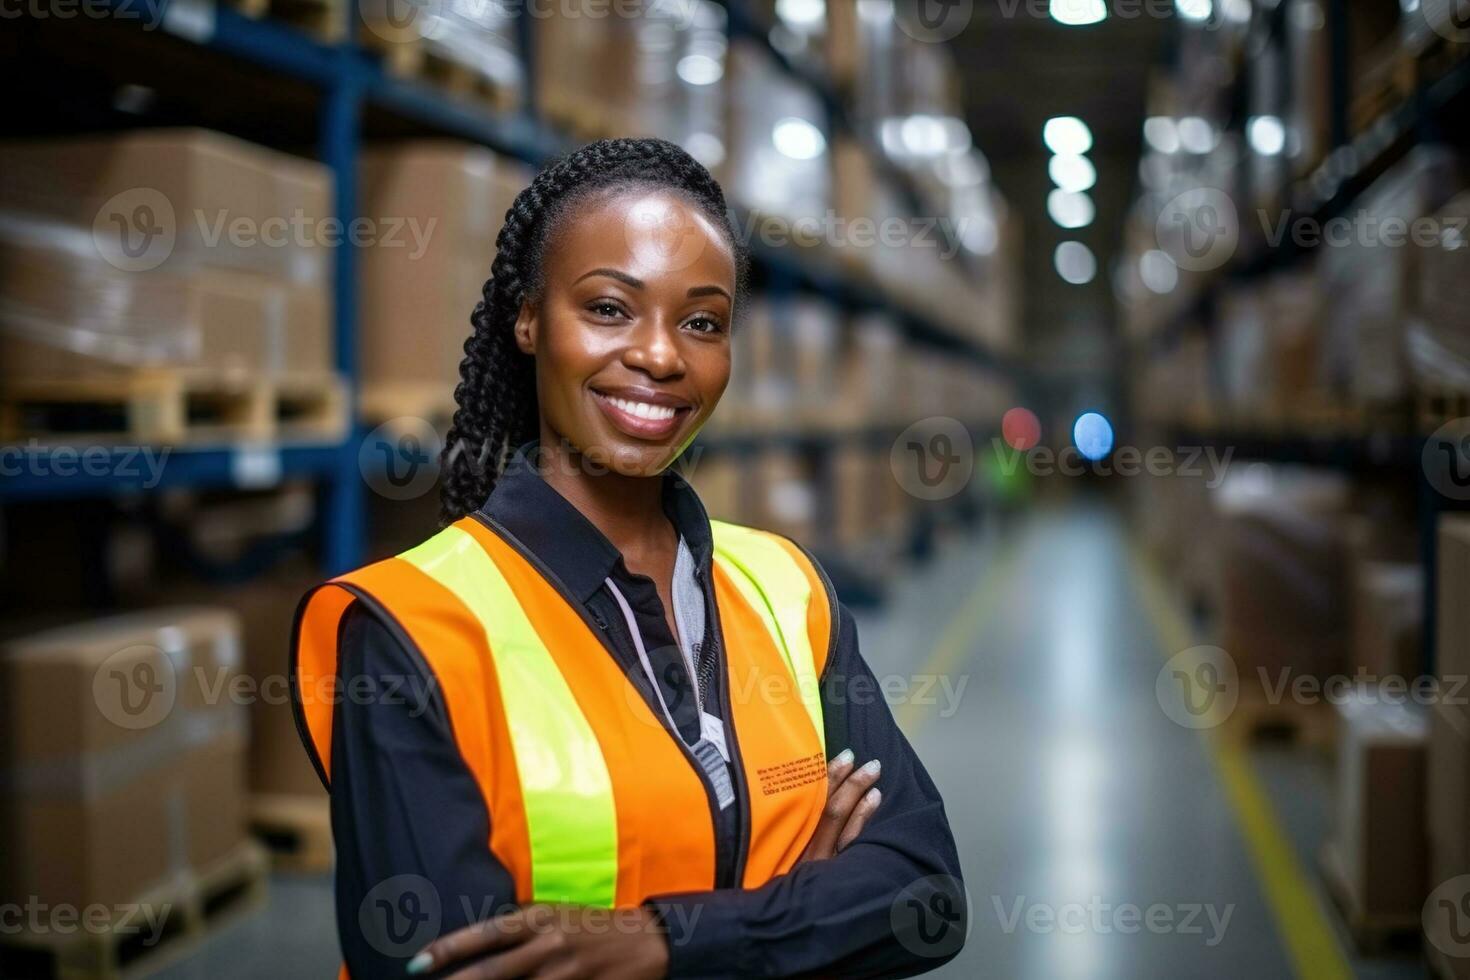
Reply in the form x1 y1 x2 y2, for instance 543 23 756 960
331 603 966 979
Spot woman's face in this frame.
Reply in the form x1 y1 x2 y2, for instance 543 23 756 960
516 187 736 477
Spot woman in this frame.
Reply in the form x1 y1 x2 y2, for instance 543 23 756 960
293 138 965 979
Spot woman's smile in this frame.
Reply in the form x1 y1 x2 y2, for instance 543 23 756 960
589 384 695 440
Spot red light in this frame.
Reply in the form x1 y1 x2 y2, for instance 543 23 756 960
1002 407 1041 451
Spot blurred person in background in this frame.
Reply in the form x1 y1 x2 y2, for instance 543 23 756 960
292 138 964 978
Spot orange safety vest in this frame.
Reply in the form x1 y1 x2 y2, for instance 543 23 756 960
292 514 836 911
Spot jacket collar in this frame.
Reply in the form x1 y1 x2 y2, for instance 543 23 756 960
476 442 715 604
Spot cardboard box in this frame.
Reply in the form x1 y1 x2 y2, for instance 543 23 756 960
1331 695 1428 917
0 128 331 286
1428 700 1470 889
1440 517 1470 699
1213 468 1352 684
0 245 330 379
1352 561 1423 681
0 608 247 909
358 142 529 402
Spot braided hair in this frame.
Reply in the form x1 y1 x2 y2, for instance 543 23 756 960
439 137 747 525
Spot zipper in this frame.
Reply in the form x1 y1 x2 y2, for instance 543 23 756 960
701 562 751 890
472 512 732 885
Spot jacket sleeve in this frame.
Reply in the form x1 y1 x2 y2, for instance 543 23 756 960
330 601 518 978
645 602 968 978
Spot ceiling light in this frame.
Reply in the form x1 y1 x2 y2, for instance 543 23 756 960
1177 116 1217 153
1247 115 1286 155
1043 116 1093 155
772 117 826 160
1139 250 1179 293
1143 116 1180 154
1054 241 1097 284
1047 189 1095 229
1049 154 1097 192
1049 0 1108 24
1177 0 1212 20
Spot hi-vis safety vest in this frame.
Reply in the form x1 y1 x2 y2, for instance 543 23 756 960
292 514 836 908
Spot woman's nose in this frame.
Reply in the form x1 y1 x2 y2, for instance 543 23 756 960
623 319 686 379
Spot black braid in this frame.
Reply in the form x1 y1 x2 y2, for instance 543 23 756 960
438 137 748 525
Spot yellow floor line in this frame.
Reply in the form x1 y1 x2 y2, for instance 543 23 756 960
1129 547 1352 980
897 534 1024 732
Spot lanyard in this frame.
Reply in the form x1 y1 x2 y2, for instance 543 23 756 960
605 577 734 808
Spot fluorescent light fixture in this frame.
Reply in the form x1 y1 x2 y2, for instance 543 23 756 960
1177 116 1217 154
1054 240 1097 284
772 117 826 160
676 53 723 86
1139 249 1179 294
776 0 825 27
1143 116 1180 154
1047 189 1095 229
1049 154 1097 193
1043 116 1093 155
1049 0 1107 24
1247 115 1286 155
1177 0 1212 20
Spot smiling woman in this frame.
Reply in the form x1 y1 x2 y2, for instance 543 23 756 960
290 138 965 980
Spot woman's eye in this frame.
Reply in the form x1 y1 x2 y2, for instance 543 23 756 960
588 301 626 319
685 315 724 335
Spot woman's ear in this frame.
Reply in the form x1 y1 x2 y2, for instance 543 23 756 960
513 300 536 356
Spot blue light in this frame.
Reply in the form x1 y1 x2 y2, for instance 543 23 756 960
1073 412 1114 461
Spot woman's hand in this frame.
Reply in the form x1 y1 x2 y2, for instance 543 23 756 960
407 904 668 980
797 748 882 863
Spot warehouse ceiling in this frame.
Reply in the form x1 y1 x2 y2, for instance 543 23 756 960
947 5 1170 399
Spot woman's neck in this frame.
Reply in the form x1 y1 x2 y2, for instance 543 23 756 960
535 439 675 565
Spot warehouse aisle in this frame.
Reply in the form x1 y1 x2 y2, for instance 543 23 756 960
857 503 1299 980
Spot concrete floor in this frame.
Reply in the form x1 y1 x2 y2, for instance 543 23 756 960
155 503 1430 979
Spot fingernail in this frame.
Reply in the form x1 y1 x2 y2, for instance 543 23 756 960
861 758 881 775
833 748 854 768
865 787 882 806
406 951 433 975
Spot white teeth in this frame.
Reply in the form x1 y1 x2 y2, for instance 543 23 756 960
608 396 676 421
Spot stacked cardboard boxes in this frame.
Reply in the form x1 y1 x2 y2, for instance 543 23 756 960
0 608 248 913
1428 517 1470 974
357 141 530 419
0 129 333 383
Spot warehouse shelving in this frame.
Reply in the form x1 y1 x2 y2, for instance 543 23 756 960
1133 14 1470 678
1 0 1023 578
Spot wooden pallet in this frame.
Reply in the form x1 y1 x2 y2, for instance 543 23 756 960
1218 687 1337 749
0 370 348 446
0 842 268 980
268 0 348 42
249 793 334 873
1426 930 1470 980
1318 842 1424 956
359 28 520 112
359 381 456 426
1417 386 1470 434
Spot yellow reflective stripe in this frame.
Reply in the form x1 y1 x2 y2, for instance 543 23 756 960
710 521 825 754
399 526 618 907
